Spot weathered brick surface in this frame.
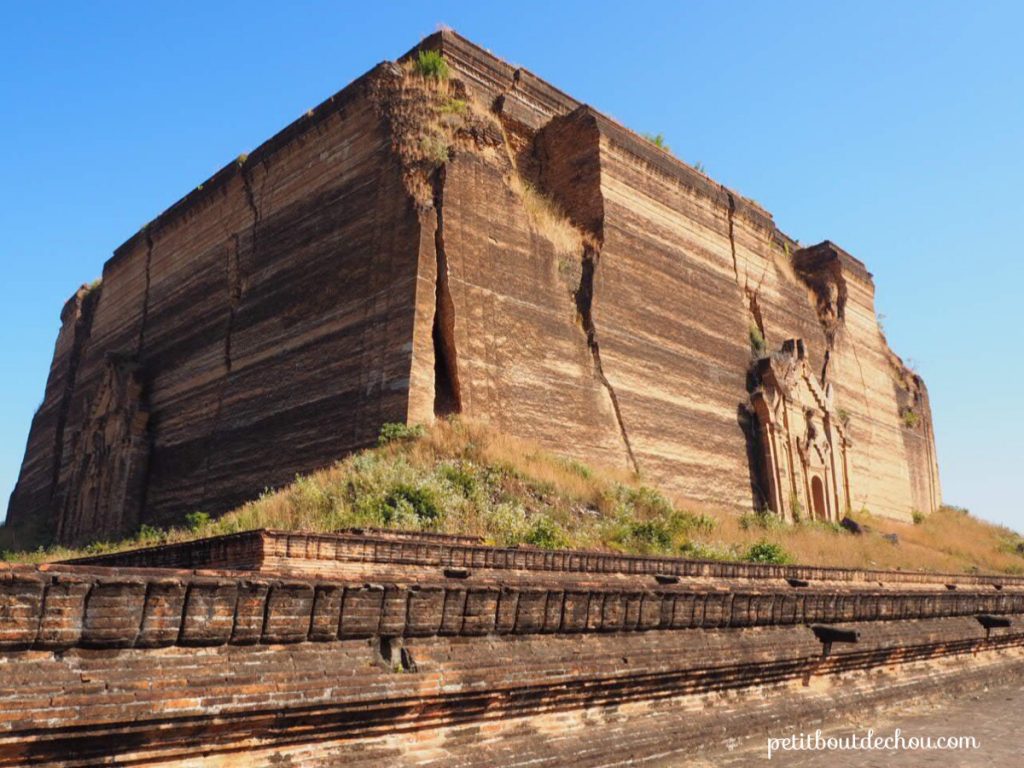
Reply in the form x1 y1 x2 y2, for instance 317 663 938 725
4 533 1024 765
69 528 1024 589
7 31 939 552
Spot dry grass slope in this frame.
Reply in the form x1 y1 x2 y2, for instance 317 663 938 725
3 419 1022 574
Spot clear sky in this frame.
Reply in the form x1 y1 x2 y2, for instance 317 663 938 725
2 2 1021 530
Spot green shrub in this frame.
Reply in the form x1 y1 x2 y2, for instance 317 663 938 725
749 324 766 356
381 483 442 525
414 49 449 79
641 132 671 152
901 408 921 428
420 136 450 167
378 422 426 446
524 516 568 549
437 461 479 497
911 509 925 525
439 97 467 114
745 540 791 564
560 457 593 480
680 541 738 561
137 524 164 544
184 511 211 532
740 511 783 531
619 519 673 553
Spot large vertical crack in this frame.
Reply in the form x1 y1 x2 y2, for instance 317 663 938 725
430 165 462 417
726 192 741 283
46 286 100 514
201 165 257 498
576 245 639 474
137 227 154 355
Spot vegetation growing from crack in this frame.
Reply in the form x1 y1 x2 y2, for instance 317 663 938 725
901 407 921 428
749 324 766 356
373 53 500 203
413 49 450 80
507 175 584 263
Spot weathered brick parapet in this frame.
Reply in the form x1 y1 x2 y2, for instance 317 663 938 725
68 528 1024 587
3 561 1022 652
5 532 1024 766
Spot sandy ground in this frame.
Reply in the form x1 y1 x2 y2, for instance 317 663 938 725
698 681 1024 767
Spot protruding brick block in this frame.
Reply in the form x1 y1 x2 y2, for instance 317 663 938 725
462 588 498 635
638 593 661 629
601 593 626 631
495 587 519 634
623 593 643 629
671 594 695 628
406 586 445 636
232 580 270 644
440 588 466 635
263 582 314 644
81 579 146 647
379 586 408 636
37 577 89 648
137 578 186 647
310 585 345 641
0 573 46 647
515 591 547 633
339 585 384 638
562 591 591 632
543 590 564 632
703 593 728 627
181 580 238 646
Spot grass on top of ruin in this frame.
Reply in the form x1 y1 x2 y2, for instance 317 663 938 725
4 418 1024 575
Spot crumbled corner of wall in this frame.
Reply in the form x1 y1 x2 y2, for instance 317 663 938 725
371 56 590 307
370 60 505 207
885 346 930 428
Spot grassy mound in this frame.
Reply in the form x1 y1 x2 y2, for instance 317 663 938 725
3 419 1023 574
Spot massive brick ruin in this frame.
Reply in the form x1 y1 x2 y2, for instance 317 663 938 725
5 31 940 547
1 529 1023 765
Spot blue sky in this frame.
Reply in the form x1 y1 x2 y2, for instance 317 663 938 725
2 2 1021 530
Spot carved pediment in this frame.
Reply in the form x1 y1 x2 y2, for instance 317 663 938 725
749 338 850 523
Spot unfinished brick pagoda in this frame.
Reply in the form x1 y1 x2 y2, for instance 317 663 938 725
6 31 940 548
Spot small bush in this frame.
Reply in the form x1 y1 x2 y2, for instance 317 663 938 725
437 461 479 497
641 132 671 152
749 324 766 356
420 135 450 167
740 511 783 531
414 49 449 80
911 509 925 525
378 422 426 446
901 408 921 428
524 516 568 549
184 511 211 532
137 524 164 544
617 519 673 553
440 97 467 115
836 407 851 427
680 541 738 561
382 483 442 525
745 540 791 564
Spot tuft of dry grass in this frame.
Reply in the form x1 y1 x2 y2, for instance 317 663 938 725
507 175 585 262
3 419 1020 576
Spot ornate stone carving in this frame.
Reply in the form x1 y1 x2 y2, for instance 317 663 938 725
750 339 850 522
